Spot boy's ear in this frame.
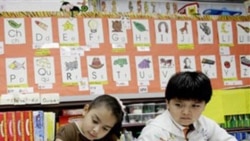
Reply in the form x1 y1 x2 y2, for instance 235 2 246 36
165 100 169 109
82 104 89 116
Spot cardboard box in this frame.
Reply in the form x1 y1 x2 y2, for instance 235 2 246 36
58 115 82 128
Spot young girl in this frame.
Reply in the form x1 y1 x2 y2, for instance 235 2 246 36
56 94 124 141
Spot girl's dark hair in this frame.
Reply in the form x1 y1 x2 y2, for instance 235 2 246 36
89 95 124 141
165 71 212 103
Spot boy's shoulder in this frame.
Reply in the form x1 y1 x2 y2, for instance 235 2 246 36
145 111 171 129
198 115 218 124
195 115 221 129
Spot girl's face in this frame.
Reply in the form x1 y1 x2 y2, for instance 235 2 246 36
167 98 206 127
80 106 117 140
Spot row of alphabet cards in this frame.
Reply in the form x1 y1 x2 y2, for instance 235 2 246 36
1 18 250 49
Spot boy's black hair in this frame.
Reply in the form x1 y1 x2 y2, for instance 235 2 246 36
165 71 212 103
89 95 124 141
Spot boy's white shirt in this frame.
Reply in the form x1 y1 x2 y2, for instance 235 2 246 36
138 110 237 141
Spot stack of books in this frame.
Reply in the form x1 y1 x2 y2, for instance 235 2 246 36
0 110 55 141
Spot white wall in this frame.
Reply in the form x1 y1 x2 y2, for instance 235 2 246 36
0 0 246 15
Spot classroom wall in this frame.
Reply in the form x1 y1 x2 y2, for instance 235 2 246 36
0 14 249 97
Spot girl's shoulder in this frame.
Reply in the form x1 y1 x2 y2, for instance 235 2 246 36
56 122 86 141
57 122 79 138
59 122 78 131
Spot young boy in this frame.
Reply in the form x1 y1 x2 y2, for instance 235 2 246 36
138 71 237 141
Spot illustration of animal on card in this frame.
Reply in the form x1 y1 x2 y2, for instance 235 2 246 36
112 20 123 32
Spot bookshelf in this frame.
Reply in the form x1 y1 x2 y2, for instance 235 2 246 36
0 95 249 140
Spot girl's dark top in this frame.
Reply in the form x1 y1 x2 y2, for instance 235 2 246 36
56 122 118 141
56 122 90 141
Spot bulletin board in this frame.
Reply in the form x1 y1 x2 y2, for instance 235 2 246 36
0 12 249 97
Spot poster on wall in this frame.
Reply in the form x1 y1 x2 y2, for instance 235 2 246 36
0 11 249 97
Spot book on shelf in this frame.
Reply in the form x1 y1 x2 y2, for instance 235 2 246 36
33 110 44 141
44 112 56 141
15 111 25 141
0 112 7 141
6 111 17 141
23 111 34 141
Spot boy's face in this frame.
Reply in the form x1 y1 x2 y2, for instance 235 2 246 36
166 98 206 127
80 106 117 140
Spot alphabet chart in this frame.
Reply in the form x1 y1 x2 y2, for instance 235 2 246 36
0 12 249 97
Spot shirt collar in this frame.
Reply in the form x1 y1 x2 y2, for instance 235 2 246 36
167 109 195 132
74 122 91 141
75 121 89 138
